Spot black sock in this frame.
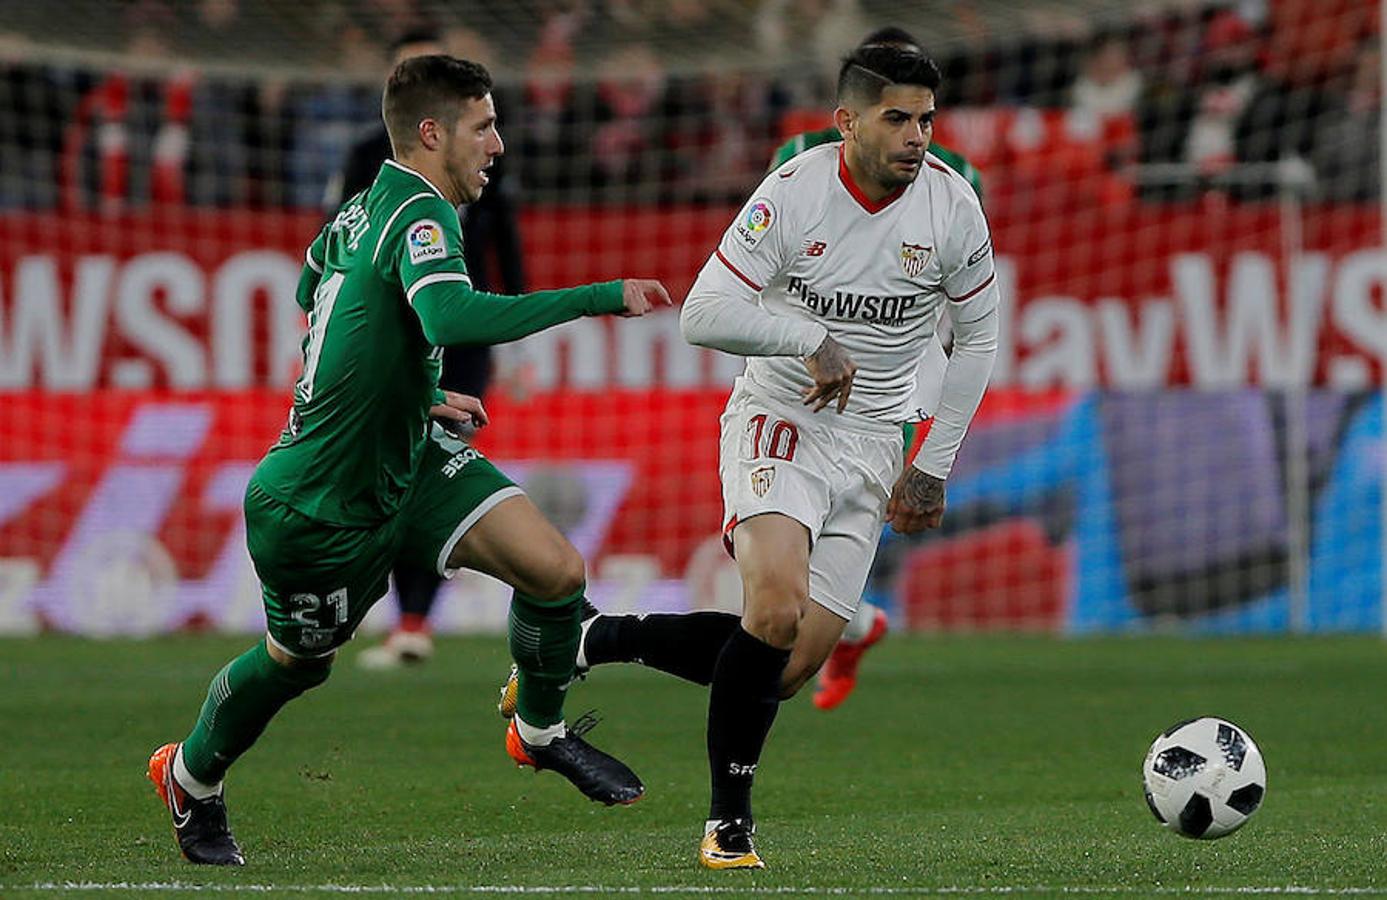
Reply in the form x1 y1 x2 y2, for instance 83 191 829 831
585 611 740 685
394 565 443 618
706 627 790 822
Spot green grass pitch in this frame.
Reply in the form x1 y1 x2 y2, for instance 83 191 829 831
3 634 1387 897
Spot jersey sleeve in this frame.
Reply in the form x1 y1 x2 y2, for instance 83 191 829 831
939 192 995 302
680 172 827 357
914 193 1000 479
384 194 473 302
715 175 793 290
294 224 329 313
383 195 625 347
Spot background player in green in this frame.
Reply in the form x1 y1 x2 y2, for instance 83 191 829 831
771 26 985 712
147 55 671 866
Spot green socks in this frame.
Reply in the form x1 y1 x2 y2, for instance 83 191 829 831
180 640 331 784
508 588 583 727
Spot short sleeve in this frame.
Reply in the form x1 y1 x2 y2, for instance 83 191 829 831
374 194 473 308
711 172 795 295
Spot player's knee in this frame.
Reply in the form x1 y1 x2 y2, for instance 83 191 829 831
742 602 801 649
283 659 333 692
265 638 334 671
524 542 587 603
263 641 333 691
741 562 809 605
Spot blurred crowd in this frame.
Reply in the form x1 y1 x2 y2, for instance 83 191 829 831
0 0 1378 210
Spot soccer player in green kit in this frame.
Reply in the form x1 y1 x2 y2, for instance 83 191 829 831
147 55 669 866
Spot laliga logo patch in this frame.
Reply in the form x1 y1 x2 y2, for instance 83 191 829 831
734 198 775 249
407 219 446 263
900 242 932 279
750 465 775 498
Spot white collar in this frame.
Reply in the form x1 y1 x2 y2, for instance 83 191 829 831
384 159 447 201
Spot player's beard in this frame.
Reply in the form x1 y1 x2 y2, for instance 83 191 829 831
861 135 921 192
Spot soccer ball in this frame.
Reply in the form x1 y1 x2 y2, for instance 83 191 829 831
1142 717 1267 839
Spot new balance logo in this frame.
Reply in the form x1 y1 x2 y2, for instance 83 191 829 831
801 240 827 257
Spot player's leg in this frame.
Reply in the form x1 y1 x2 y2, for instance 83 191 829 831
148 481 393 865
397 426 642 805
579 603 843 695
699 511 805 870
445 495 643 805
812 419 915 710
577 578 850 700
359 348 492 669
813 601 889 710
356 564 440 669
582 427 897 704
446 493 587 726
777 601 849 697
578 610 741 685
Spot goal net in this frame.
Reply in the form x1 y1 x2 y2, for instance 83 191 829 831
0 0 1381 636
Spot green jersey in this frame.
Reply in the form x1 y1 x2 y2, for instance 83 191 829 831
253 159 624 526
768 126 984 199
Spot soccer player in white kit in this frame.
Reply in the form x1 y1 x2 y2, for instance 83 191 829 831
679 43 998 868
503 44 998 868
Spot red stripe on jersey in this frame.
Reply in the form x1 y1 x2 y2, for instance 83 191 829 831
722 515 739 559
927 160 952 175
947 272 995 302
837 145 905 214
715 249 763 292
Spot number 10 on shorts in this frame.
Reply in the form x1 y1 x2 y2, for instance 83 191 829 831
745 414 799 462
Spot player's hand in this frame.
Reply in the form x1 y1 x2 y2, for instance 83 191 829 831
885 467 945 534
620 279 672 317
430 391 488 435
801 335 857 413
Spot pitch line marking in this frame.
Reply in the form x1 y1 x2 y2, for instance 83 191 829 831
12 884 1387 896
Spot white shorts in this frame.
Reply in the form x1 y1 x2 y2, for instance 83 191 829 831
718 379 903 620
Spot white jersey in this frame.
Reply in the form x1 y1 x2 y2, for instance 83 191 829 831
681 142 999 478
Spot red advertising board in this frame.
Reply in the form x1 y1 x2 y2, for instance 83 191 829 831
0 204 1382 392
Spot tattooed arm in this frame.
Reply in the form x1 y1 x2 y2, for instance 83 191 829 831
885 466 946 534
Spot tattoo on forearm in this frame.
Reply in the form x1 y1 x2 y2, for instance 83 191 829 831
904 469 945 511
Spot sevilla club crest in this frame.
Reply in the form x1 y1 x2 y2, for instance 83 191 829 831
750 465 775 498
900 242 932 279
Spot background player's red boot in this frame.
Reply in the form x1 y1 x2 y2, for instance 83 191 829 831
812 608 888 711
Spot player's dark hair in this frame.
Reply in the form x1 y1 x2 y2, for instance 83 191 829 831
837 44 941 108
382 54 492 154
858 26 921 53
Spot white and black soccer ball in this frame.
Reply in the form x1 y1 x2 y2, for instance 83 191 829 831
1142 716 1267 839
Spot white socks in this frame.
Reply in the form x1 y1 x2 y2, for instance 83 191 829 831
173 744 223 800
515 716 566 747
841 601 878 643
575 614 602 670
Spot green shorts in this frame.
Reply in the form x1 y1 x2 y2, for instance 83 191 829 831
244 424 521 657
